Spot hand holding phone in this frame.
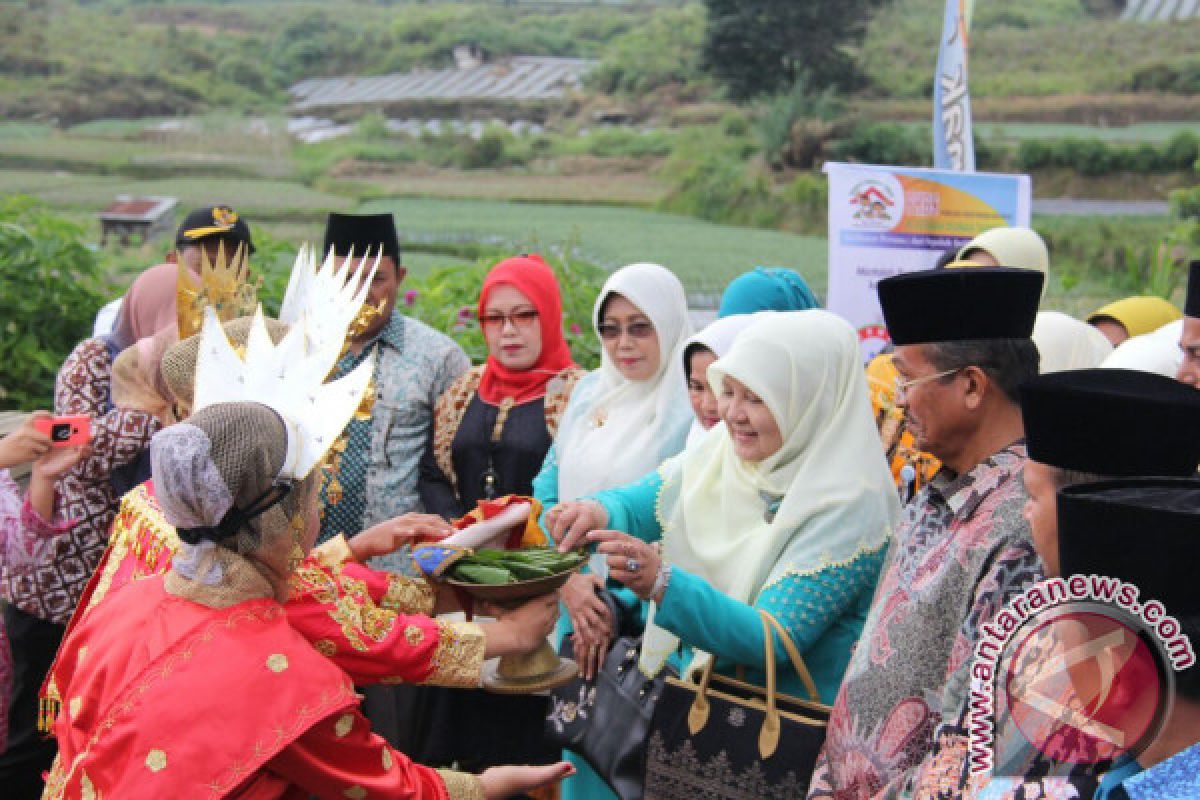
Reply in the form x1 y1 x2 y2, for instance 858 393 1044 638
33 415 92 447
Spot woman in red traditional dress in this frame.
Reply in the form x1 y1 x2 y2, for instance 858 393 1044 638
44 400 571 800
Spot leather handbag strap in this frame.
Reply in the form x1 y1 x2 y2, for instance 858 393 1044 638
761 610 820 703
758 611 781 759
687 610 822 759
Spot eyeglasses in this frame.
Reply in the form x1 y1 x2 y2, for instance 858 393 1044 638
894 367 961 399
597 321 655 341
479 309 539 331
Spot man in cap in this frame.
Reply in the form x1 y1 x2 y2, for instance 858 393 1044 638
313 212 469 556
1052 480 1200 800
906 367 1200 798
808 267 1045 799
91 204 256 336
1175 260 1200 389
314 213 470 749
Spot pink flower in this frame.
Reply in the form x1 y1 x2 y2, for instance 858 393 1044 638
569 323 582 335
458 306 474 320
404 290 418 306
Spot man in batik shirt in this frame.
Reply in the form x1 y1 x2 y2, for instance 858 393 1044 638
808 268 1045 800
315 212 470 571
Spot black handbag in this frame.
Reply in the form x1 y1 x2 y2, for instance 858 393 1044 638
643 611 831 800
545 589 676 800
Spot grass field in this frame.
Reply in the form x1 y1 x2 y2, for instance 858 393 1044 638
359 196 829 292
349 169 668 206
0 171 350 218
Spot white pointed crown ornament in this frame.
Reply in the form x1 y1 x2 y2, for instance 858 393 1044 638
191 243 382 482
279 243 381 355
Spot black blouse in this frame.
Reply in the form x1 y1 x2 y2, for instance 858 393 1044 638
418 393 553 520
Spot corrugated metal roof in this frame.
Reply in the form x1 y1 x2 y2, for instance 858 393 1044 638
99 195 178 222
1121 0 1200 19
289 56 594 111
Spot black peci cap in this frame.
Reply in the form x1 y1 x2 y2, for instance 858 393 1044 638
175 205 255 254
1022 368 1200 477
322 212 400 262
1058 478 1200 617
878 267 1043 346
1186 260 1200 319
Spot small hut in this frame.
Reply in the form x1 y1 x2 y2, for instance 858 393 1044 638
99 195 178 246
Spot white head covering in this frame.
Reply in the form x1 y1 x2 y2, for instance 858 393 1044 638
641 310 900 675
1101 319 1184 378
1032 311 1113 374
681 313 766 447
555 262 695 502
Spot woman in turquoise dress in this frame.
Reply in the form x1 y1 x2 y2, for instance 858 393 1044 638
548 310 900 706
532 261 694 800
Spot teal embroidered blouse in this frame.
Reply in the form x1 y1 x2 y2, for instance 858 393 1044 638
589 469 886 704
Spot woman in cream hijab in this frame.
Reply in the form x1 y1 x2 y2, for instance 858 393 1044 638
550 311 899 702
1032 311 1113 374
532 261 693 800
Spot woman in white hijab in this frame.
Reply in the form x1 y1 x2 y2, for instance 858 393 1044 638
1032 311 1113 374
550 311 899 704
531 262 694 800
1101 318 1185 378
682 313 764 446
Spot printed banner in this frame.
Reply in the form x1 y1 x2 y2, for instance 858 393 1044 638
823 162 1031 360
933 0 975 171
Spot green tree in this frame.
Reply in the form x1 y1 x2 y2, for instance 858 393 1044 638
0 197 112 410
702 0 880 101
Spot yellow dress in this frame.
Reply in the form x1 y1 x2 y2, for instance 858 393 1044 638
864 353 941 497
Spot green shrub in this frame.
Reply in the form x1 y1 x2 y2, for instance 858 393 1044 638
754 78 844 169
832 122 931 167
1016 133 1200 176
1129 59 1200 93
0 196 113 410
586 5 705 94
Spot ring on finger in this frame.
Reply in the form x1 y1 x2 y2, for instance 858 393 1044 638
627 557 642 574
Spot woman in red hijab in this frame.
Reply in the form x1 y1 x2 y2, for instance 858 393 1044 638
407 254 583 779
419 253 580 518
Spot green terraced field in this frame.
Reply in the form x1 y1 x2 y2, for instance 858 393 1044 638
360 196 829 292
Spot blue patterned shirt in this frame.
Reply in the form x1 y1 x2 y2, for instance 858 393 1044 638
317 311 469 565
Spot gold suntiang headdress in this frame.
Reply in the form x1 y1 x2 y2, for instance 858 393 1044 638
176 242 261 339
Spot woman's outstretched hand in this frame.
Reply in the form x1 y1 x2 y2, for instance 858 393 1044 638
348 513 454 561
544 499 608 552
588 529 661 601
479 761 576 799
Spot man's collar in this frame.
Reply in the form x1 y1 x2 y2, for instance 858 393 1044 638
376 310 405 350
342 311 403 366
928 441 1027 520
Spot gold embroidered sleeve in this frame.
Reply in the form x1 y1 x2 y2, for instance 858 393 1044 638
311 534 356 570
422 620 485 688
381 573 436 616
436 769 485 800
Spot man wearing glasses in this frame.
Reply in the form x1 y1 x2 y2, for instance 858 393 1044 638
808 267 1045 800
1175 261 1200 390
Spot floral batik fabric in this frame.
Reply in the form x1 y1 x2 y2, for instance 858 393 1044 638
808 444 1043 800
10 338 159 625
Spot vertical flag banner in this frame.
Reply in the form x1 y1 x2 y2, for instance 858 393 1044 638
933 0 976 171
823 162 1031 361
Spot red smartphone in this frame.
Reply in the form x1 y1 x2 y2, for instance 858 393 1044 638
33 415 92 447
